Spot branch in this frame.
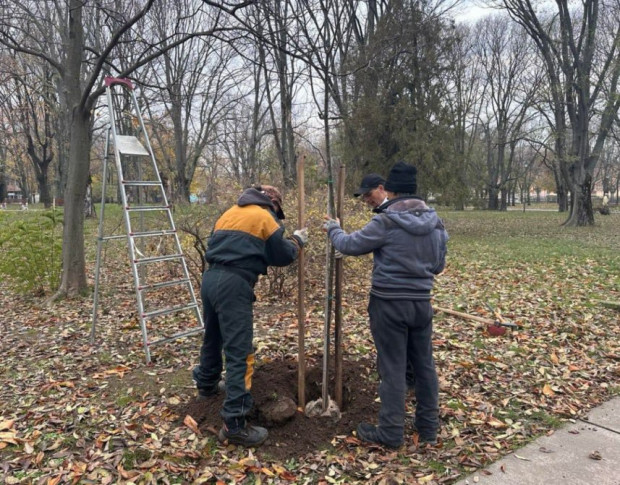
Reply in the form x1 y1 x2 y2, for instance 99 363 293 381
0 30 63 75
81 0 157 108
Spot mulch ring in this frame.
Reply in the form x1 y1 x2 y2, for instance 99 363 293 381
175 357 381 460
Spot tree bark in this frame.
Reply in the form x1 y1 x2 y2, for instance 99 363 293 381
58 106 92 296
564 172 594 226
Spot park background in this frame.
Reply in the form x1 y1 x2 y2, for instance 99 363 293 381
1 1 620 484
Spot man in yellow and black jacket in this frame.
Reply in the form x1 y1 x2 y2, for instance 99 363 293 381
193 185 308 447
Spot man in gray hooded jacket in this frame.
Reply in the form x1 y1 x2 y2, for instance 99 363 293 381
324 161 448 449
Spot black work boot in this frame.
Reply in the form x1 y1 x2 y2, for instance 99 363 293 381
218 425 268 447
356 423 402 449
418 435 438 446
411 422 437 446
196 379 226 401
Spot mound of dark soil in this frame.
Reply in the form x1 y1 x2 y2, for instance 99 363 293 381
177 358 380 460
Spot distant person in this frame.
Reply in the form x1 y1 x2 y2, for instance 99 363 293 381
354 173 388 210
324 161 448 449
193 185 308 447
600 193 610 215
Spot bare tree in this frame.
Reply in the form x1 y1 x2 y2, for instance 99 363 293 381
292 0 388 182
495 0 620 225
443 23 485 209
0 0 253 297
141 2 243 202
7 56 57 207
475 14 539 210
250 1 304 186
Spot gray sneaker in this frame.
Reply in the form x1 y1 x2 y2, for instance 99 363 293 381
218 425 268 447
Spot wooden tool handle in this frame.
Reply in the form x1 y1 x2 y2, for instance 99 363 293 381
434 306 495 325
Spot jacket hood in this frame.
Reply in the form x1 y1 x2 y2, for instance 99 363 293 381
382 197 440 235
237 188 276 212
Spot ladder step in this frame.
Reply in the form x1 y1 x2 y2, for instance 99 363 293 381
142 302 200 320
148 327 204 347
138 278 191 291
122 180 161 186
130 229 176 237
135 253 183 264
126 205 171 212
100 235 127 241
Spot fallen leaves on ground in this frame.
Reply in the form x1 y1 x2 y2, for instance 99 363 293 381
1 208 619 484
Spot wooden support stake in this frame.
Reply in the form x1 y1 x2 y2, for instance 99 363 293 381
297 155 306 409
334 164 345 408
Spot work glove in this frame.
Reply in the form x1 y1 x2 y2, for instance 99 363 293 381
323 217 341 232
293 227 308 247
334 249 344 259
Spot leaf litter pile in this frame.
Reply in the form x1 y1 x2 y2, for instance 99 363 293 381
1 209 619 484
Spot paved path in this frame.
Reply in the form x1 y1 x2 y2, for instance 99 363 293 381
455 397 620 485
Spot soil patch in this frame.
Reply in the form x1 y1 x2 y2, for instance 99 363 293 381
176 358 380 460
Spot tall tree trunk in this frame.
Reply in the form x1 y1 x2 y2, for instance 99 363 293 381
58 107 92 295
0 174 6 203
488 186 499 210
37 169 52 208
565 172 594 226
54 0 88 296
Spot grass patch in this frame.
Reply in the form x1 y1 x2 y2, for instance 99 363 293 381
122 448 153 469
446 399 467 411
428 460 448 474
528 410 564 428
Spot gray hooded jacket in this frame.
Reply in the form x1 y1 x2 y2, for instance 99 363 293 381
327 197 448 299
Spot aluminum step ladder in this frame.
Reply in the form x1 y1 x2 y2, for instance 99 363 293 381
91 77 203 363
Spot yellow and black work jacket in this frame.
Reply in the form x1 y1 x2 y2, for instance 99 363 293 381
205 188 299 284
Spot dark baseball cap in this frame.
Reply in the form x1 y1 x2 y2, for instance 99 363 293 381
353 173 386 197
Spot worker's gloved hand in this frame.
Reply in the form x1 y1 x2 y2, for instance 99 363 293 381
334 249 344 259
323 217 341 232
293 227 308 247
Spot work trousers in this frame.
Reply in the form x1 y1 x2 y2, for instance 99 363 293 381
193 268 256 431
368 295 439 444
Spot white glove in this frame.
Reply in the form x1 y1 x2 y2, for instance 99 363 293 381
293 227 308 246
334 249 344 259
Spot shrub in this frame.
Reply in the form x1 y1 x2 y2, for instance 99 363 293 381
0 210 63 295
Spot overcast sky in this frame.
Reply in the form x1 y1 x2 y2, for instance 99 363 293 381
455 2 494 23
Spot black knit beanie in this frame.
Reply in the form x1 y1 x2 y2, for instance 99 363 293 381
384 161 417 194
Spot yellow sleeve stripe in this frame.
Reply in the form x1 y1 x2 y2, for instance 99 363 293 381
214 205 281 240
